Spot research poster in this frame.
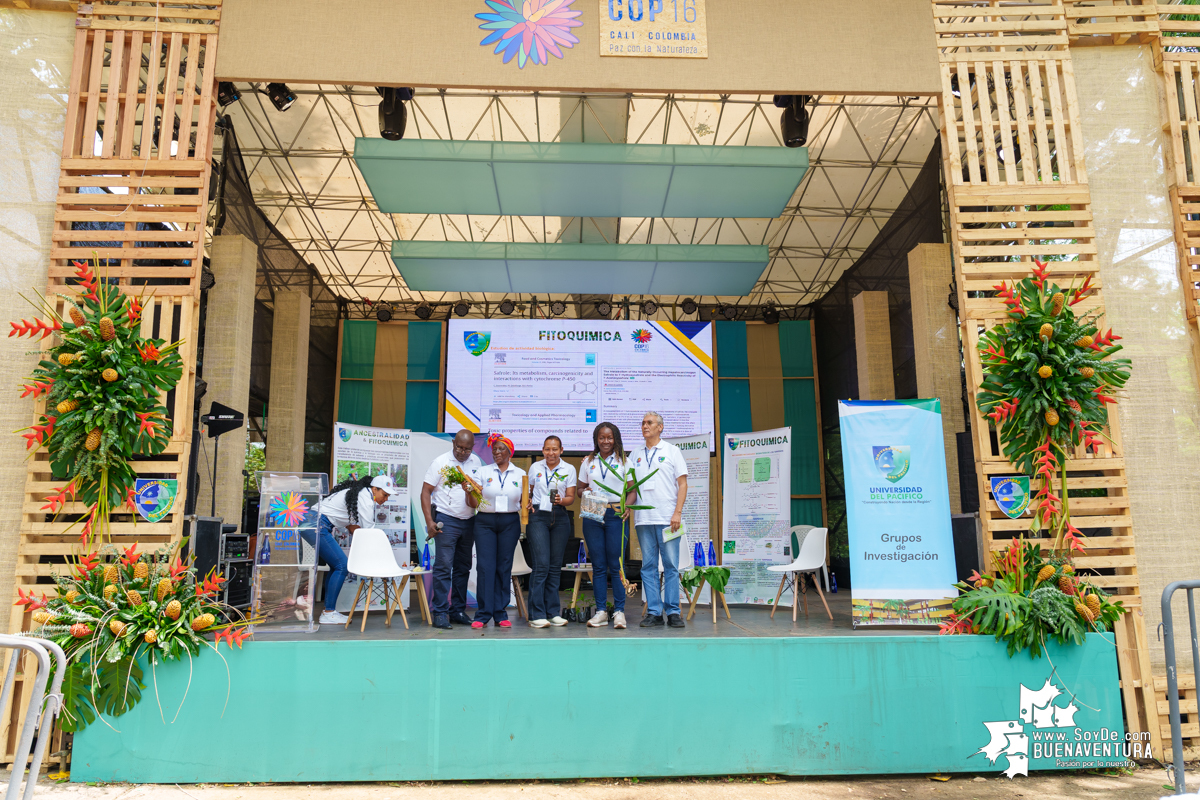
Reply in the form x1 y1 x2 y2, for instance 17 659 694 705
666 432 712 604
838 400 957 626
721 428 793 605
445 319 715 453
330 423 411 611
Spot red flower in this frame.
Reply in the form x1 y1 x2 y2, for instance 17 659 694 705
137 342 161 362
215 626 252 649
19 380 53 399
135 411 160 438
40 481 76 513
1070 274 1094 306
993 282 1025 316
15 588 48 611
127 297 143 326
1031 259 1050 289
8 318 61 340
168 557 188 580
76 551 100 577
120 542 140 566
195 574 226 597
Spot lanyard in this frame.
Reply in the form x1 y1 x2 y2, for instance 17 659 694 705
497 467 512 491
598 457 615 481
645 447 659 469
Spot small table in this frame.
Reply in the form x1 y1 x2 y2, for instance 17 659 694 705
563 563 593 610
685 571 732 624
397 568 432 624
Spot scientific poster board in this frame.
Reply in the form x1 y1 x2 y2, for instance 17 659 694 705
666 432 711 604
330 423 411 611
838 400 957 626
720 428 793 605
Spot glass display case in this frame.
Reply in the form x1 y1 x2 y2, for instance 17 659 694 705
251 471 329 633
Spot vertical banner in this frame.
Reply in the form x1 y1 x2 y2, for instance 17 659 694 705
666 433 711 603
331 423 411 611
721 428 792 605
838 400 957 626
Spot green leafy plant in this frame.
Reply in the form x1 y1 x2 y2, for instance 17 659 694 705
681 565 730 595
592 464 658 586
976 260 1131 553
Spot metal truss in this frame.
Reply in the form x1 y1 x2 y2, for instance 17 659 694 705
212 87 939 316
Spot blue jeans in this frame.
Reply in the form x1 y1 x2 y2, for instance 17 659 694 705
526 507 571 621
636 524 681 617
431 513 475 616
473 512 521 623
582 509 626 612
305 515 349 612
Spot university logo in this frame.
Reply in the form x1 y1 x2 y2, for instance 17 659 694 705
338 426 352 442
475 0 583 69
990 476 1031 519
872 445 910 483
728 437 739 451
464 331 492 356
134 479 177 524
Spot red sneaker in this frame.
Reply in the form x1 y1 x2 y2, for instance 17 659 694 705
470 621 484 629
498 620 512 628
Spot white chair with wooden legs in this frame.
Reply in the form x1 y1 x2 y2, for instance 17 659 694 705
768 526 833 622
343 528 413 632
511 541 532 620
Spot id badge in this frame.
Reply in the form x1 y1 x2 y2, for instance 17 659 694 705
495 495 510 513
538 495 552 512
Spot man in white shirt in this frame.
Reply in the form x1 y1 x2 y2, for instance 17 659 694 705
421 430 484 629
630 411 689 628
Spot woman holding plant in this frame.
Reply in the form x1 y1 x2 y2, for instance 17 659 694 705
576 422 631 629
525 435 577 629
473 433 525 629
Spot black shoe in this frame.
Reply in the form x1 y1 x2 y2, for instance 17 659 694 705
639 614 664 628
448 612 473 625
433 614 452 630
667 614 685 628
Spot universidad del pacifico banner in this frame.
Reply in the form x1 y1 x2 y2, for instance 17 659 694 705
838 399 957 626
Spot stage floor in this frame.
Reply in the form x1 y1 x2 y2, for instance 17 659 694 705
255 589 930 641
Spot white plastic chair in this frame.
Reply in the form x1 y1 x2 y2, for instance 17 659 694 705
511 542 532 619
344 528 414 631
768 526 833 622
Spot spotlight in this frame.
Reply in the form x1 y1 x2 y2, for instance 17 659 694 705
720 304 737 321
217 82 240 107
376 302 393 322
680 298 698 315
499 299 515 315
595 300 612 318
779 95 810 148
641 300 658 316
199 266 216 291
415 303 433 320
376 87 411 141
453 301 470 317
762 304 780 325
266 82 296 112
550 300 567 316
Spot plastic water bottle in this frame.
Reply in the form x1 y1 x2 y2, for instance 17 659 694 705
830 571 838 593
707 540 717 566
258 534 271 565
694 541 705 567
421 543 431 570
577 541 586 565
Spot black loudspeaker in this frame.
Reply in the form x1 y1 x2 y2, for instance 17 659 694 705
192 516 223 580
951 513 982 584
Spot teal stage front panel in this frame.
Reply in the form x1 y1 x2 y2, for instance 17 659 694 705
72 635 1128 783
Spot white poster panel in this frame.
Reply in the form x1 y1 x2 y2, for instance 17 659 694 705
666 433 712 605
721 428 793 605
330 423 410 611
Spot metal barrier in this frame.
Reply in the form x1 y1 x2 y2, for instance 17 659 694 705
1163 580 1200 796
0 635 64 800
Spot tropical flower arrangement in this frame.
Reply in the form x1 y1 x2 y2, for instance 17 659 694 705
14 258 184 544
940 541 1124 658
15 543 249 731
975 260 1131 553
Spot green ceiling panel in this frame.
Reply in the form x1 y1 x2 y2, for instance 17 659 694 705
391 241 768 295
356 139 807 219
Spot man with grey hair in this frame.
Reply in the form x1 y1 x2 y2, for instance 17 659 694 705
630 411 689 628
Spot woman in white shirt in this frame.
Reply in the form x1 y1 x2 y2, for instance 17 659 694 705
472 433 526 629
576 423 630 629
525 435 577 628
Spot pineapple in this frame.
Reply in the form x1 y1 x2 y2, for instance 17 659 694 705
70 623 92 638
1050 292 1065 315
109 619 127 637
68 306 86 328
165 600 181 621
1045 408 1060 426
1076 335 1094 348
102 368 118 382
1058 576 1075 593
1038 365 1052 379
85 428 101 451
98 317 116 341
103 585 117 601
126 589 144 607
192 613 216 631
1039 323 1054 341
64 589 79 604
1080 366 1094 379
57 352 78 367
133 562 149 581
1036 565 1056 584
56 399 79 414
144 630 158 644
103 564 118 583
155 578 174 602
1085 593 1102 617
32 611 53 625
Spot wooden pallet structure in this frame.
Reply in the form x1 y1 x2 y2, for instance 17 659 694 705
1 0 221 765
932 0 1163 758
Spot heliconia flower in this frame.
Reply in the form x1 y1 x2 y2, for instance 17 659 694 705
120 542 139 565
76 551 100 577
40 481 75 513
15 588 49 611
476 0 583 69
125 486 138 513
1070 274 1094 305
1031 259 1050 289
168 556 188 580
135 411 160 437
1091 328 1122 351
19 380 54 399
992 282 1025 316
8 318 61 340
137 342 161 362
127 297 143 326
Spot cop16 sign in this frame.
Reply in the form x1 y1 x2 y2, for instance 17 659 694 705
599 0 708 58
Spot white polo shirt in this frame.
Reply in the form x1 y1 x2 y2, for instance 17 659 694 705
423 451 485 520
629 440 689 527
578 454 627 503
529 459 577 509
318 485 376 530
477 462 526 514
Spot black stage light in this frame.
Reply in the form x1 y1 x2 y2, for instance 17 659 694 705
499 299 516 315
680 298 698 315
415 303 433 320
762 304 780 325
217 82 240 107
376 302 393 322
780 95 810 148
266 83 296 112
199 266 216 291
595 300 612 318
641 300 658 316
550 300 567 316
377 87 409 141
720 304 737 321
453 301 470 317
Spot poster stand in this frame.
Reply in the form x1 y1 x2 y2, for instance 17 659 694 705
250 471 329 634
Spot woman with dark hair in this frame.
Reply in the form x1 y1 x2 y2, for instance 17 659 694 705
310 473 400 625
473 433 525 629
577 422 629 629
525 434 577 628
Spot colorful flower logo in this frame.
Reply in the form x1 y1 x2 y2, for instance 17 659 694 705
269 492 310 527
476 0 583 69
632 328 653 344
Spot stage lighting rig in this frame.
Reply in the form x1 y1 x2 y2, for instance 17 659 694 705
549 300 567 317
376 302 393 322
377 87 414 141
217 82 240 107
680 298 698 315
595 300 612 318
266 83 296 112
499 299 516 315
453 301 470 317
762 304 780 325
774 95 810 148
720 304 738 321
415 303 433 320
641 300 658 316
